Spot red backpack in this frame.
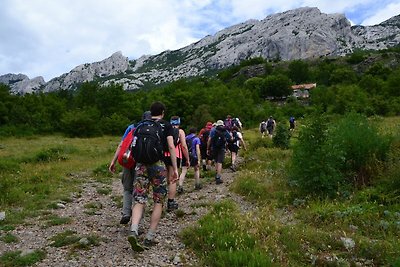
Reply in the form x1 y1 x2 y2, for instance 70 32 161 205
117 128 136 169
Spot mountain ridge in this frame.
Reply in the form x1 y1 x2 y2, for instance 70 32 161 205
1 7 400 94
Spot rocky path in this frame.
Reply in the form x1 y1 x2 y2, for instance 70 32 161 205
1 161 254 266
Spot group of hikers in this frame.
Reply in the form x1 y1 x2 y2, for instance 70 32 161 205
108 101 246 252
259 115 296 138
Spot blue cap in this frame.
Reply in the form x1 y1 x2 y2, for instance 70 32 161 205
170 117 181 126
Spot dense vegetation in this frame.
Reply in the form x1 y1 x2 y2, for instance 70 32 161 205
182 115 400 266
1 47 400 266
1 47 400 137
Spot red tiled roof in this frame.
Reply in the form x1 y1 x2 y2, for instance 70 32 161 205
291 83 317 90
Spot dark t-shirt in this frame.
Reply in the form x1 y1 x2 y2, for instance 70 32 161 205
157 119 174 152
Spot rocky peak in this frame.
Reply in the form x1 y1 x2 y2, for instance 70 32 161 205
0 73 45 94
43 51 129 93
1 7 400 94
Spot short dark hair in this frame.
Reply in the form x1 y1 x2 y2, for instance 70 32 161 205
150 101 166 116
189 127 197 134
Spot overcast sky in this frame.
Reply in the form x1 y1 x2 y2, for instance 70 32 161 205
1 0 400 82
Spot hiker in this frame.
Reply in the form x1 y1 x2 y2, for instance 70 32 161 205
232 117 242 132
259 120 267 138
178 127 202 193
128 101 179 251
289 116 296 131
199 121 213 171
165 116 189 211
207 120 232 184
227 126 247 172
224 115 233 131
108 111 151 225
266 116 276 138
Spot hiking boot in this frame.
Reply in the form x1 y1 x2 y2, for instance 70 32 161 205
194 183 202 190
215 175 223 184
128 232 145 252
167 200 178 211
119 215 130 225
177 186 184 195
143 238 158 249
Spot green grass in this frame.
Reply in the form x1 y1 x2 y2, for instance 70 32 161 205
49 230 103 252
0 232 19 243
0 249 46 267
0 135 117 225
184 116 400 266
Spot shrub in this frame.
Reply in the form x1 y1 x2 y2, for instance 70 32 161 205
273 123 290 149
289 113 392 198
99 113 130 135
329 113 391 186
289 115 344 198
61 108 102 137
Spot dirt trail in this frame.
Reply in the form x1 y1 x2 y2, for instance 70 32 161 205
1 160 254 266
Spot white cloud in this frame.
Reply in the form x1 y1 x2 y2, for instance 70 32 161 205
0 0 399 81
361 2 400 25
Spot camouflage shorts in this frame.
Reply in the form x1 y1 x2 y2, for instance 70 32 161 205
132 162 167 204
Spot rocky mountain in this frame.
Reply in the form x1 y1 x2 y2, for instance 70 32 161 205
0 74 45 94
2 7 400 94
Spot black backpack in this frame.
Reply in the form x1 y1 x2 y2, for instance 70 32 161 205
212 126 227 149
267 119 274 128
186 135 196 159
131 119 164 164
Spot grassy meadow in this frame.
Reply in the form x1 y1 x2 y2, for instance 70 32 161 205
0 135 118 224
181 116 400 266
1 116 400 266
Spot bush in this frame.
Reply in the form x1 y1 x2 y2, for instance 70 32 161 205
273 123 290 149
99 113 130 135
289 113 392 198
329 113 391 186
289 115 345 198
61 108 102 137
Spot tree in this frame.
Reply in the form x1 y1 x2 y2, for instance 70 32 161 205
288 60 310 84
329 67 358 85
261 74 291 99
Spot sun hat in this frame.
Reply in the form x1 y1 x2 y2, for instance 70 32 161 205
215 120 224 126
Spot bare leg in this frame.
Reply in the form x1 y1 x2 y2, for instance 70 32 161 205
149 203 163 231
179 166 188 187
167 165 177 200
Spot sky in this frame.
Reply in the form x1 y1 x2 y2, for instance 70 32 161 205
1 0 400 82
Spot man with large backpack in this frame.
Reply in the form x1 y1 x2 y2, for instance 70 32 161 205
198 121 213 171
128 102 178 252
266 116 276 138
108 111 151 225
207 120 232 184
